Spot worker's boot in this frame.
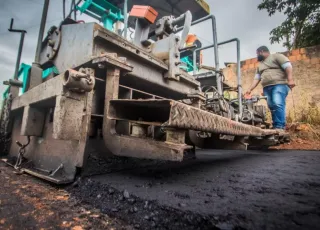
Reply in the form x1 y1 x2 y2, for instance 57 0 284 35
274 129 290 143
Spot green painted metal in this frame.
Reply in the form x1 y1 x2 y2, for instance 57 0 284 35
181 57 197 73
76 0 123 31
2 64 59 99
43 66 59 78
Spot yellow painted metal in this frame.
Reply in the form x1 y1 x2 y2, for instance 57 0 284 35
195 0 210 14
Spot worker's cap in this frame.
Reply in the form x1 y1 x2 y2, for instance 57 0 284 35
256 46 269 52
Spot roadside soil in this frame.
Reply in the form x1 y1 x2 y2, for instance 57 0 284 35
0 162 131 230
275 138 320 150
275 123 320 150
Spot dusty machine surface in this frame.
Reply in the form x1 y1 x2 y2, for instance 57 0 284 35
0 0 289 184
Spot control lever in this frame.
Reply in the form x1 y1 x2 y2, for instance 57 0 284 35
172 11 192 49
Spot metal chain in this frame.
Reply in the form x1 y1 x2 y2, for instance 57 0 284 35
14 136 31 169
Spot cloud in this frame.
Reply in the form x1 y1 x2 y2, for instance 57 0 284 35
0 0 287 94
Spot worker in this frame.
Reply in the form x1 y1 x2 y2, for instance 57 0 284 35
186 34 202 63
246 46 296 131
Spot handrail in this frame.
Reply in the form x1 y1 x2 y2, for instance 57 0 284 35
192 39 242 118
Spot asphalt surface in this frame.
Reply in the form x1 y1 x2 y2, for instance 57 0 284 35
86 149 320 230
1 149 320 230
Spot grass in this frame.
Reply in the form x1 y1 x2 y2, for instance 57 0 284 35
287 92 320 125
285 92 320 141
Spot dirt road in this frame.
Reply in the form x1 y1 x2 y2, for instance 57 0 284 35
1 149 320 230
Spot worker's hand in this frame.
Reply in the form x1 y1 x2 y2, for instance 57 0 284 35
245 90 252 96
288 80 296 89
244 90 252 99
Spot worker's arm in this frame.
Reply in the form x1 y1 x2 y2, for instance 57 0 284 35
281 62 295 89
246 70 261 95
276 54 296 89
246 79 260 95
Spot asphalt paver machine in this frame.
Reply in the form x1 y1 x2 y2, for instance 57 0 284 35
0 0 288 183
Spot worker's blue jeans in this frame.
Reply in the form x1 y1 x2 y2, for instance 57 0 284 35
263 84 289 129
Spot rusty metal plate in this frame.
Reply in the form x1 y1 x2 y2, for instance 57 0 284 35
167 101 277 136
108 99 279 137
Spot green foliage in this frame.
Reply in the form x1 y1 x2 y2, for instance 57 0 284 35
258 0 320 50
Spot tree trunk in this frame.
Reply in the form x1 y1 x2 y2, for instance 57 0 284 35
292 17 307 49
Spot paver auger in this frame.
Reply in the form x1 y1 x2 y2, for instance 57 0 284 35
0 0 288 183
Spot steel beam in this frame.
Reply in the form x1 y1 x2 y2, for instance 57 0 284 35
11 75 64 110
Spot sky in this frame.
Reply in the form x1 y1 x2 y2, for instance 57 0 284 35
0 0 286 94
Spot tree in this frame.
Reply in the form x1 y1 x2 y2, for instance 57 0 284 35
258 0 320 50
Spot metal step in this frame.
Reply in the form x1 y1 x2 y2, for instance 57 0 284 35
108 99 279 137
